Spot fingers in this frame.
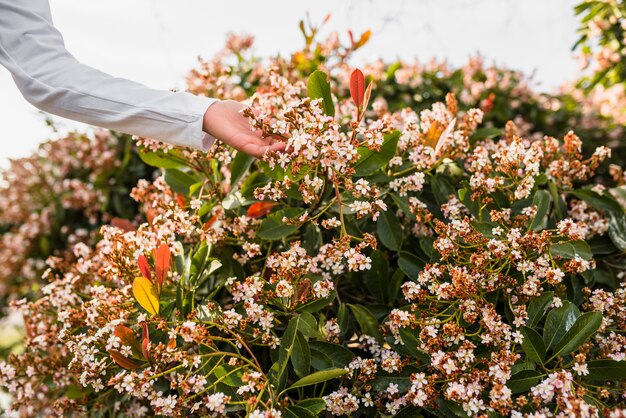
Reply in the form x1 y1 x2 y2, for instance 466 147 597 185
240 138 286 158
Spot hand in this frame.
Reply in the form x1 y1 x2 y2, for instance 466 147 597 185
202 100 285 158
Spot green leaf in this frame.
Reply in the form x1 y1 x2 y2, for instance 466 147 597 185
256 210 300 240
230 151 254 187
284 368 347 392
399 327 431 364
272 317 300 390
307 70 335 117
138 149 185 169
388 268 405 302
284 406 316 418
543 301 579 351
549 240 593 260
310 349 333 371
521 327 546 364
364 250 389 302
585 359 626 380
471 127 503 141
291 331 311 378
257 160 286 181
548 180 567 220
354 131 400 176
431 175 456 206
297 312 322 339
507 370 543 394
308 341 354 368
296 399 326 415
164 169 198 196
549 311 603 360
302 223 323 255
65 384 86 399
348 304 383 342
377 209 403 251
527 292 554 329
570 189 623 213
608 213 626 252
529 190 551 231
398 252 424 280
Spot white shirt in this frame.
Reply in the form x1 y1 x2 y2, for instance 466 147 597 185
0 0 217 150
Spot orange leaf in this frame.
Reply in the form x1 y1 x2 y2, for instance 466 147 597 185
176 194 186 208
167 338 177 350
111 217 135 232
113 325 141 353
109 349 142 370
145 208 157 225
137 255 152 282
350 69 365 110
424 120 445 149
247 202 277 219
155 243 170 286
141 323 151 362
355 30 371 49
132 277 160 316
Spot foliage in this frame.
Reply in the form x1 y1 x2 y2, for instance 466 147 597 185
0 131 153 322
574 0 626 90
1 12 626 418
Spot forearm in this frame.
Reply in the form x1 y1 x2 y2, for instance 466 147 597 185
0 0 217 150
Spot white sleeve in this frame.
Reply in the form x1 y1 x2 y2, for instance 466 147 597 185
0 0 217 150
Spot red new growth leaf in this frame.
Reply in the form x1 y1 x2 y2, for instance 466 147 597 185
113 324 142 355
205 214 219 229
109 350 142 370
176 194 186 208
111 217 135 232
137 255 152 282
155 243 170 286
141 323 151 362
247 202 277 219
350 69 365 109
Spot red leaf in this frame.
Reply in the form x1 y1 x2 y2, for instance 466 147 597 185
350 69 365 109
145 208 157 226
141 323 151 362
111 217 135 232
109 349 142 370
137 255 152 282
155 243 170 286
113 325 142 354
204 214 219 229
176 194 186 208
247 202 277 219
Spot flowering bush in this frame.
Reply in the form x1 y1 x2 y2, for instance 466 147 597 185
187 20 625 166
1 10 626 417
0 131 153 326
2 53 626 417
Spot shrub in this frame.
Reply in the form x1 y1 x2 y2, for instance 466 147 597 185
2 59 626 416
0 131 153 328
1 12 626 418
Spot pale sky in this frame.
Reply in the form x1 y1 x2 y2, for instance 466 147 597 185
0 0 580 162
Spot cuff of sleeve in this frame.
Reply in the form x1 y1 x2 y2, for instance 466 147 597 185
184 93 219 151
